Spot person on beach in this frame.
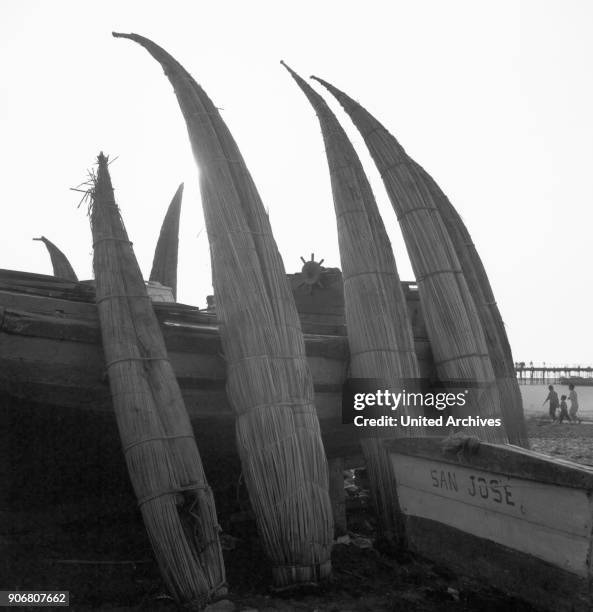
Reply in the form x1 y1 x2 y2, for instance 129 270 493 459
568 384 580 423
543 385 559 421
558 395 571 423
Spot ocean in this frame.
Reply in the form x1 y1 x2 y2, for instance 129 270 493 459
520 383 593 419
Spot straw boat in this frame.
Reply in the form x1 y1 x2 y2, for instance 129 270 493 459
33 236 78 282
88 152 225 604
113 32 337 585
315 77 510 445
385 437 593 612
149 183 183 300
281 62 423 543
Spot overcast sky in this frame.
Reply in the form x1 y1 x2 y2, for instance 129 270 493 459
1 0 591 365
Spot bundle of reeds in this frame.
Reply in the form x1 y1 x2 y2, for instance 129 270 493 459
113 33 333 586
90 153 225 606
150 183 183 300
314 77 508 444
415 163 528 447
282 62 422 541
33 236 78 281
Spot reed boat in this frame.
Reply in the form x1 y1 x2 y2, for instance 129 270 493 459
386 437 593 612
0 265 434 464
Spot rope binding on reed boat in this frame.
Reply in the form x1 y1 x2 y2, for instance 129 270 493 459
395 206 439 222
92 237 133 248
136 482 213 508
433 352 491 368
123 434 195 454
416 268 464 283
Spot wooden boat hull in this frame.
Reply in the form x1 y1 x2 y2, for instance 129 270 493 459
0 269 434 461
387 437 593 611
0 268 436 545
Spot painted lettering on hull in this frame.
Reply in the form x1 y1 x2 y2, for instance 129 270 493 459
391 453 593 577
467 475 514 506
430 469 458 491
430 469 515 507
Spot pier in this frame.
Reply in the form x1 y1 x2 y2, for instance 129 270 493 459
515 364 593 385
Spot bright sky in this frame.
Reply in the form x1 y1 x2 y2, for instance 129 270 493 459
1 1 591 365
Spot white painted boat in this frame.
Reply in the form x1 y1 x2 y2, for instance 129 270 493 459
386 437 593 611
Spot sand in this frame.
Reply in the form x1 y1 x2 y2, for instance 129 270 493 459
527 416 593 466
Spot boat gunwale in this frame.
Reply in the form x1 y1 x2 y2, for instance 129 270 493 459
385 437 593 489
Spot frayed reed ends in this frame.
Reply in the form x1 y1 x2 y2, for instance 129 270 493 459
89 153 225 606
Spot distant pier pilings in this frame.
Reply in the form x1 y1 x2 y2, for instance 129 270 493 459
515 364 593 385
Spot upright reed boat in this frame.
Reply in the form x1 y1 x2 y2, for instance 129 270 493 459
281 61 423 543
90 153 225 605
314 76 508 445
149 183 183 300
113 32 334 587
33 235 78 282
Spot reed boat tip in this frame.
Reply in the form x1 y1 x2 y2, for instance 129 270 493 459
112 32 145 44
310 75 337 93
280 60 297 76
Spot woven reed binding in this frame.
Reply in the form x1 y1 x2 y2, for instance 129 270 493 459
105 356 170 369
433 352 491 368
379 158 414 179
349 347 417 359
396 206 440 222
93 237 133 248
233 400 313 418
123 434 195 454
343 270 400 282
228 354 308 367
416 268 463 283
137 483 212 508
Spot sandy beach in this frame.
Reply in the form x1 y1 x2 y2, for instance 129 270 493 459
521 383 593 466
527 417 593 467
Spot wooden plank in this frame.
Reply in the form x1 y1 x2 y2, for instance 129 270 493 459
386 437 593 490
387 440 593 609
406 515 592 612
392 453 592 575
0 287 348 338
389 451 593 577
0 336 344 392
0 315 348 383
1 308 101 343
0 357 343 418
0 290 98 319
0 305 349 359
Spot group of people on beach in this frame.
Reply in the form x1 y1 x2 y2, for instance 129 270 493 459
543 384 580 423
